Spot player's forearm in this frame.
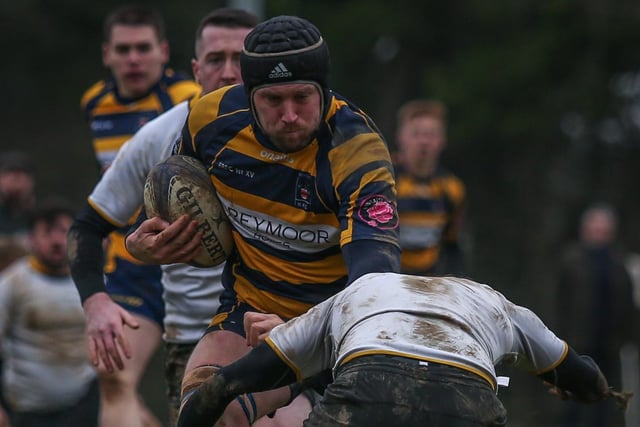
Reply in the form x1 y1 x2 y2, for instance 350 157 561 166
68 203 116 302
178 343 296 427
537 346 609 403
343 240 401 283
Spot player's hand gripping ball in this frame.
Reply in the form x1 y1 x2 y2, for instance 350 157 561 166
144 155 234 267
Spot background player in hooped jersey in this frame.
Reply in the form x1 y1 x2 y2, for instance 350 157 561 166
394 99 466 275
126 15 401 427
177 272 622 427
69 8 258 427
78 5 200 427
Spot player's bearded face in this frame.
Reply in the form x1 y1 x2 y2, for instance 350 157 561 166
29 216 72 272
252 83 322 153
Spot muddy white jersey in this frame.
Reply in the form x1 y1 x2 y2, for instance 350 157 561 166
88 100 222 343
0 258 96 411
266 272 567 389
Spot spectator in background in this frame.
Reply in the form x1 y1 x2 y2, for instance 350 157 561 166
394 99 466 276
78 5 199 426
0 198 99 427
555 202 638 427
0 151 36 252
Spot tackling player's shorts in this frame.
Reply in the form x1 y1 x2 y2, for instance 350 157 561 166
305 354 507 426
105 258 164 327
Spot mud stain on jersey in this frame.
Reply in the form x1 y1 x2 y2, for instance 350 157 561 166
400 275 449 295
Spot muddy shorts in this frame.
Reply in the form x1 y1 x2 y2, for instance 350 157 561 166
164 341 197 427
305 355 507 427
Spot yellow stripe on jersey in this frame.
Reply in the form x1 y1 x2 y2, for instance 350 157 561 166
179 85 398 318
104 231 143 273
265 337 303 381
234 272 317 319
87 198 125 228
236 232 345 284
328 133 393 185
339 350 497 390
397 170 465 273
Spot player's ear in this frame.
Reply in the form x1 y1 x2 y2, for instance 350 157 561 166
101 42 110 67
160 39 170 64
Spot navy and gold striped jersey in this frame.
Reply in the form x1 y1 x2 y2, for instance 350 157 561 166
395 168 465 274
178 84 399 319
81 68 201 171
81 68 200 270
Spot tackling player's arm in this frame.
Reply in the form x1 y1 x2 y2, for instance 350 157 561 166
342 240 400 283
177 343 296 427
537 346 609 403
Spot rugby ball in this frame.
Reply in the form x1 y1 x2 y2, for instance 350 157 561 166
143 155 233 267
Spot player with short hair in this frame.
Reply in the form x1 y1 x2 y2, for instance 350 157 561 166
69 8 258 426
177 272 622 427
79 5 200 426
394 99 466 275
126 15 401 426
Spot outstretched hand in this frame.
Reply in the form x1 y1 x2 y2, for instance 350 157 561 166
545 382 633 410
82 292 139 372
126 214 203 264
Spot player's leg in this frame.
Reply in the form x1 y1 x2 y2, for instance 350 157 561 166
98 314 162 427
180 298 312 427
165 342 197 427
100 258 165 427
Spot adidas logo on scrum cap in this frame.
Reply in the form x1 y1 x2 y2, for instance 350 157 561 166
241 15 330 93
269 63 292 79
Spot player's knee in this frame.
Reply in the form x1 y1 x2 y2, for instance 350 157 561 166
179 365 221 412
98 369 136 398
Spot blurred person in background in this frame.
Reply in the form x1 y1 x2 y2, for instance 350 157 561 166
0 151 36 254
554 202 638 427
69 8 259 426
0 198 98 427
78 4 200 426
393 99 466 276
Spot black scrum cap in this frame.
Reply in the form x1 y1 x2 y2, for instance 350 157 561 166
240 16 330 93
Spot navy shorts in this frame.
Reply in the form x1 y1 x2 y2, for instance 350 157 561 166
305 355 507 427
204 288 255 338
105 258 164 327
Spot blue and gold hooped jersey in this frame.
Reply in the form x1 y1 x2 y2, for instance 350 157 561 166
81 68 200 171
82 68 199 269
395 169 465 274
178 84 399 319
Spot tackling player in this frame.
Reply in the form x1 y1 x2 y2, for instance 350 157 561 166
178 272 622 427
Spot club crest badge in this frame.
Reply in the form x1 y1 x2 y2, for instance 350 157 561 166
295 173 314 210
358 195 398 229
